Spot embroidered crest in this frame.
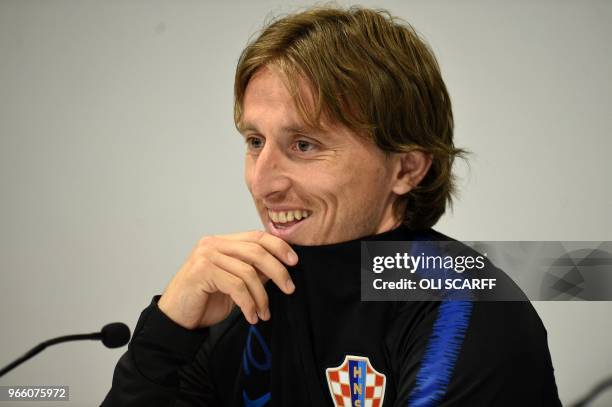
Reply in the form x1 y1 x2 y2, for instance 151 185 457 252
325 355 386 407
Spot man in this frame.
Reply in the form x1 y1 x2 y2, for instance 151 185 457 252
102 6 561 406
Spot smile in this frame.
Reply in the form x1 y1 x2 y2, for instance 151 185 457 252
268 209 312 239
267 209 311 228
266 209 311 237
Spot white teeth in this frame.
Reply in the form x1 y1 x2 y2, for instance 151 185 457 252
270 211 279 223
268 209 311 224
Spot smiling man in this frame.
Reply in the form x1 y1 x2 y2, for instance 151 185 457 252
240 65 423 246
103 6 561 406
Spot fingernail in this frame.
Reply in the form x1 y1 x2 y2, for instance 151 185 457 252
287 251 298 264
251 313 259 325
286 279 295 293
261 308 270 320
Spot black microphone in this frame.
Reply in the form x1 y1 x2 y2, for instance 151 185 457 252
0 322 131 378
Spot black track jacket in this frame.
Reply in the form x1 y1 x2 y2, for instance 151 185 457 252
101 226 562 406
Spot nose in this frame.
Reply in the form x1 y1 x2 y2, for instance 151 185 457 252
248 140 292 200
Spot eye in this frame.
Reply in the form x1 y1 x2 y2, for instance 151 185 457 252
294 140 315 153
245 136 264 151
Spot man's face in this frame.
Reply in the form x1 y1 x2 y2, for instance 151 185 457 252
241 66 403 245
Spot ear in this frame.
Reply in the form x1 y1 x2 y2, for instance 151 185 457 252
391 150 433 196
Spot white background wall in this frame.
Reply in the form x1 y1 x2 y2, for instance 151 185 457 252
1 1 610 406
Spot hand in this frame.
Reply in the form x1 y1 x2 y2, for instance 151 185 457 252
157 230 297 329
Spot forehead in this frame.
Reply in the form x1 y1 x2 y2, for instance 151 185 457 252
244 67 292 107
238 66 374 151
239 66 318 132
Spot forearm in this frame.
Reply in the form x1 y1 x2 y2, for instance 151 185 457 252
101 296 214 407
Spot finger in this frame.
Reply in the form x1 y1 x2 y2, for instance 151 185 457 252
213 238 296 295
210 265 259 325
224 230 298 267
210 252 270 320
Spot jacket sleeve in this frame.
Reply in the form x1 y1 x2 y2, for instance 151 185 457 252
101 295 218 406
389 301 562 407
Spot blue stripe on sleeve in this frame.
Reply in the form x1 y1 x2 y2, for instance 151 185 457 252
407 300 473 407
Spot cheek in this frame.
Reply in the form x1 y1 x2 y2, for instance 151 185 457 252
310 159 373 207
293 172 338 211
244 159 254 192
315 174 359 213
343 164 389 204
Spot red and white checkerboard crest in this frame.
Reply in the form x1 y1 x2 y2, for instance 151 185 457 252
325 355 386 407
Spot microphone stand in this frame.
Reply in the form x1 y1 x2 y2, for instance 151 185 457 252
1 332 104 377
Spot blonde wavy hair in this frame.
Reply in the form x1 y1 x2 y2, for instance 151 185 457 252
234 5 467 230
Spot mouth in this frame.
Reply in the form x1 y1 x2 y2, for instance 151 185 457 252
267 208 311 238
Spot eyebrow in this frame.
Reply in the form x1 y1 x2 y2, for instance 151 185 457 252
237 122 312 136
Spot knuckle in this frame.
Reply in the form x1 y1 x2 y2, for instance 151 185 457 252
247 243 266 257
193 256 212 270
197 235 216 247
231 278 247 292
249 230 266 242
242 264 257 278
195 245 215 260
